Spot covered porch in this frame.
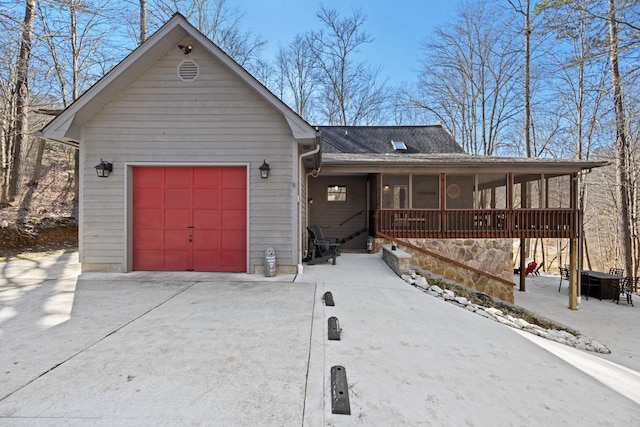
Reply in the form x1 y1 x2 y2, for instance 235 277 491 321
311 153 606 309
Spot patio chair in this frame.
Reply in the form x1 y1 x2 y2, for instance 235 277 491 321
558 267 570 292
613 276 636 306
609 267 624 276
305 226 341 265
524 261 537 277
582 272 601 301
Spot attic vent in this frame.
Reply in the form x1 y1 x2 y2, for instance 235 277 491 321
178 60 199 82
391 140 407 151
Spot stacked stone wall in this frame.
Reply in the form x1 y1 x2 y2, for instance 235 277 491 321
381 244 412 276
376 237 514 303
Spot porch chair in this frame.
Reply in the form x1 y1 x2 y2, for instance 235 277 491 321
612 276 636 306
305 226 341 266
558 267 570 292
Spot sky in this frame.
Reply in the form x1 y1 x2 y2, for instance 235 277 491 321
234 0 460 86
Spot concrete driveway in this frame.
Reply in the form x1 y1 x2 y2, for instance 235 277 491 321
1 251 639 425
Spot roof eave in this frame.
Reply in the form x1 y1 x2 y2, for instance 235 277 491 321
320 155 609 173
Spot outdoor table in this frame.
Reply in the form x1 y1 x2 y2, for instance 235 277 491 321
581 271 622 299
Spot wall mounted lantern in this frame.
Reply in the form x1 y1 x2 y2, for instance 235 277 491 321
95 159 113 178
259 160 270 179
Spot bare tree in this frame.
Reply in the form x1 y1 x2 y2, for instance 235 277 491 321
537 0 611 271
607 0 633 276
508 0 533 158
308 6 390 125
37 0 121 199
275 34 319 122
0 13 20 207
6 0 37 203
415 1 521 155
185 0 267 73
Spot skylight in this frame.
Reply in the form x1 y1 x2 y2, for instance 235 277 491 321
391 140 407 151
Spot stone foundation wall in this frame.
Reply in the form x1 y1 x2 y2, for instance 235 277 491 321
377 238 514 303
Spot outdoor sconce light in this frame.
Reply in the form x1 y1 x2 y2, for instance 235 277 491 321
95 159 113 178
259 160 270 179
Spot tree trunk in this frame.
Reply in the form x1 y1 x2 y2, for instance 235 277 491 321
523 0 531 158
69 1 80 201
29 138 45 186
8 0 37 201
607 0 633 276
139 0 146 44
583 236 592 271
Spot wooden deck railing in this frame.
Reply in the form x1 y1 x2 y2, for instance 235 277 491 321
371 209 577 239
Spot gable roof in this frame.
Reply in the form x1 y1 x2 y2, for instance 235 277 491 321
318 125 464 154
40 13 318 148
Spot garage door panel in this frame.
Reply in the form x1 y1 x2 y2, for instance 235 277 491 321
193 229 220 249
193 209 219 228
221 188 246 209
219 251 245 272
165 208 191 227
164 167 192 186
221 210 245 228
134 188 163 207
135 168 164 186
193 251 220 271
134 229 163 248
164 250 190 270
193 189 219 208
193 168 221 187
221 230 245 250
221 168 246 187
164 229 191 249
165 188 191 207
134 208 163 228
135 250 163 270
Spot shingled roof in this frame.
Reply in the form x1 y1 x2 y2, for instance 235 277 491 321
317 125 464 154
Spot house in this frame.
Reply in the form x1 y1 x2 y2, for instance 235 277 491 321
41 14 605 305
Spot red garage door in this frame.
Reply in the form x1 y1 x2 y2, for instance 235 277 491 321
133 166 246 272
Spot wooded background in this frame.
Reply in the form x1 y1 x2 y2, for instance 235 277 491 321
1 0 639 275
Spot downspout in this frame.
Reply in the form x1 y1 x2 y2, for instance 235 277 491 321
296 131 322 276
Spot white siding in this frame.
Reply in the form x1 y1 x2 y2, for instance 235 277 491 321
81 40 298 272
